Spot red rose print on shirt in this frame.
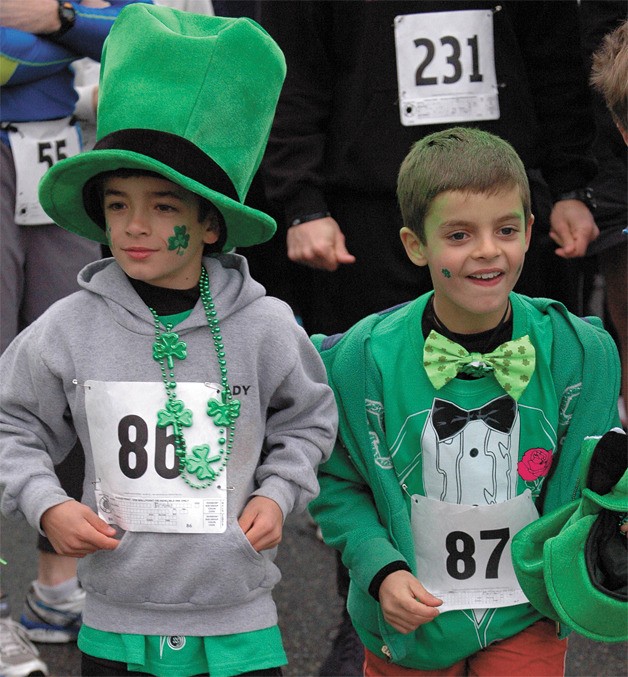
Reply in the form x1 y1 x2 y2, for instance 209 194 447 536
518 448 553 481
518 448 553 498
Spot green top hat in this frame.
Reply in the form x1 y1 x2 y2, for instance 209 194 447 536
512 430 627 642
38 4 286 251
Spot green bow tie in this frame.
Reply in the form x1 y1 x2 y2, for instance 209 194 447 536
423 330 535 401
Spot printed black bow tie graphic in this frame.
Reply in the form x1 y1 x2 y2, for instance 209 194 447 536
431 394 517 441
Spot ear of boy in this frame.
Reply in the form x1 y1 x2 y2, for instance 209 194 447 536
400 226 428 267
202 219 220 245
524 214 534 250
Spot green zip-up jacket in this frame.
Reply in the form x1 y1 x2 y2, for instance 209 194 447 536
309 292 620 668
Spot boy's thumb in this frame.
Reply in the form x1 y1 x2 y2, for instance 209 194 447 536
86 510 117 536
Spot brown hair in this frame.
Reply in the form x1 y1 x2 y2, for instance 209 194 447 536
590 20 628 132
397 127 531 243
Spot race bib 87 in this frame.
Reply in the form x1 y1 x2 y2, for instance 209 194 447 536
411 491 538 612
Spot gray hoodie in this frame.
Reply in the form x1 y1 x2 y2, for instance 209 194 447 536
0 253 337 636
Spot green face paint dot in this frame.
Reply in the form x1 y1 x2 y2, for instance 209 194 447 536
168 225 190 256
441 268 452 278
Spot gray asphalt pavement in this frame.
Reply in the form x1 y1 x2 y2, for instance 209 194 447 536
1 511 626 677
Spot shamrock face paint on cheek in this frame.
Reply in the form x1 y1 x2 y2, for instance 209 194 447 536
441 268 452 278
168 224 190 256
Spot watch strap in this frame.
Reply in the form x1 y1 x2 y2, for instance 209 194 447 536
48 1 76 39
554 187 596 211
289 210 331 227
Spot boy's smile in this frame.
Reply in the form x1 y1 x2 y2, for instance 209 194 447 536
103 175 218 289
401 186 533 333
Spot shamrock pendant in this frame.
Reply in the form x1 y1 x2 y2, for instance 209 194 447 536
185 444 224 482
207 390 241 426
156 399 193 439
153 331 187 369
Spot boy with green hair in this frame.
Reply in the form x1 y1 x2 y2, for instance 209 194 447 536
309 127 621 676
0 5 337 676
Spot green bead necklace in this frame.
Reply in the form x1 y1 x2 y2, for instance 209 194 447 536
149 266 240 490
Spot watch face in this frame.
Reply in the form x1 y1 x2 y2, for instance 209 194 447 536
59 1 76 29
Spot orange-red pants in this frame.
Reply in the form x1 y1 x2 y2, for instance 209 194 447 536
364 620 567 677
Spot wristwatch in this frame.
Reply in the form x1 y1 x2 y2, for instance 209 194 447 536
289 211 331 227
554 187 597 212
48 1 76 39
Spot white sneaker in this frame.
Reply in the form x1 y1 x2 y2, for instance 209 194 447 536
0 617 48 677
20 584 84 644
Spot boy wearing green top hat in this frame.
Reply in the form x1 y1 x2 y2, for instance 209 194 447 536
308 127 622 676
0 5 337 676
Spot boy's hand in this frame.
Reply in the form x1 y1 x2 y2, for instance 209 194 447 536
238 496 284 552
379 570 442 634
41 501 119 557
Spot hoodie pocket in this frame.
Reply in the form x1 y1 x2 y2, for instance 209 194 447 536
79 518 278 607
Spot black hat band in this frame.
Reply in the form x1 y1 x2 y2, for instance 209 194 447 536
82 129 240 228
94 129 239 200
